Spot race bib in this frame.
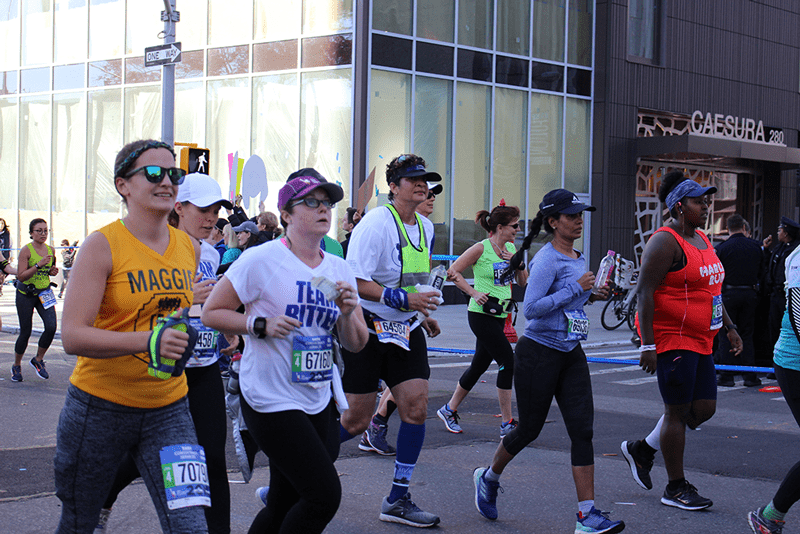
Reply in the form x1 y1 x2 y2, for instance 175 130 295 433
38 289 56 310
373 319 411 351
186 318 219 367
710 294 723 330
292 335 333 385
493 261 513 286
564 309 589 341
160 444 211 510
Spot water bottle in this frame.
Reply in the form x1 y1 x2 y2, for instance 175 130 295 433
428 264 447 291
592 250 615 295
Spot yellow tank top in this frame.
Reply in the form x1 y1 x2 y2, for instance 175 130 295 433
70 220 196 408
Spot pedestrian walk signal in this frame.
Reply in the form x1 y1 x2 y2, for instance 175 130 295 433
176 144 210 175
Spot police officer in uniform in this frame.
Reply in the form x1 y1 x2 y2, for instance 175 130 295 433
715 215 763 387
763 217 800 362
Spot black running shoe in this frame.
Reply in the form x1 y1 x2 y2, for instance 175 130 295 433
620 440 654 490
661 480 712 510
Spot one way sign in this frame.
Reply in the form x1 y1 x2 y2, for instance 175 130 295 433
144 42 182 67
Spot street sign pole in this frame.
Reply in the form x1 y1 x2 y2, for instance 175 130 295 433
161 0 178 146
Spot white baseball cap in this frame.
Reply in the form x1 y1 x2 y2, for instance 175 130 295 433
177 173 233 209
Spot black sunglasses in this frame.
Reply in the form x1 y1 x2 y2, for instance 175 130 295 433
427 192 436 199
125 165 186 185
288 198 335 209
505 223 520 229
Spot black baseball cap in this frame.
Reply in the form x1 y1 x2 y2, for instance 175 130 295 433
215 217 229 232
780 216 800 230
539 189 596 217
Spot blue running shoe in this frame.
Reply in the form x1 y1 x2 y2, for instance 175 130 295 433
30 357 49 379
473 467 502 520
11 365 22 382
255 486 269 506
575 506 625 534
499 419 518 438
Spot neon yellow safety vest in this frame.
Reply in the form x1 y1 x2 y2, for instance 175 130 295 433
386 204 430 293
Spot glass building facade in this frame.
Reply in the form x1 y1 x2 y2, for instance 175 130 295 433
0 0 594 261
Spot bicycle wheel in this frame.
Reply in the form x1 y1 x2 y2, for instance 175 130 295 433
601 291 626 330
626 293 638 331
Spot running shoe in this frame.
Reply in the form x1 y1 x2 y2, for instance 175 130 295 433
255 486 269 506
620 439 654 490
473 467 502 520
661 480 712 510
358 420 396 455
94 508 112 532
436 404 462 433
499 419 518 438
11 365 22 382
379 493 440 527
30 357 49 379
748 507 785 534
575 506 625 534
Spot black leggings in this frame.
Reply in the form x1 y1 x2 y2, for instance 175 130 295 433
104 365 230 534
15 290 57 355
502 337 594 466
241 398 340 534
772 364 800 513
459 312 514 391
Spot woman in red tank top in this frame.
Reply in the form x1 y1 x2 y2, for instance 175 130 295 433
620 171 743 512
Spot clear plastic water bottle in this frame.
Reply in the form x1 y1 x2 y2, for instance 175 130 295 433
592 250 615 295
428 264 447 291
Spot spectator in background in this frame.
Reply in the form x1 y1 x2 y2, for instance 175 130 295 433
340 207 362 257
256 211 279 244
209 217 228 262
218 223 242 275
715 214 763 387
58 239 78 298
0 218 10 296
763 217 800 361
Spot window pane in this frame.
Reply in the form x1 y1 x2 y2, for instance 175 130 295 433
176 50 204 80
368 69 410 206
458 0 492 49
254 40 298 72
22 0 52 66
0 98 19 211
531 62 563 91
529 92 563 217
125 57 161 84
126 0 163 55
209 0 253 46
628 0 660 60
206 78 250 186
255 0 300 41
175 81 205 149
20 67 50 93
417 0 454 43
568 0 592 67
414 76 452 254
178 0 207 50
87 89 122 220
416 41 453 76
532 0 564 61
20 95 51 211
54 64 85 91
457 49 491 82
208 46 250 77
493 87 526 210
124 86 161 145
496 55 528 87
0 71 18 95
564 97 590 194
303 0 353 35
300 70 352 235
497 0 530 56
453 82 490 256
0 0 20 70
566 67 591 96
55 0 87 64
89 60 122 87
373 0 412 36
52 92 86 241
302 34 352 68
252 73 299 209
372 34 412 70
89 0 123 60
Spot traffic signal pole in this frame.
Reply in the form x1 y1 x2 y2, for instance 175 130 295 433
161 0 178 146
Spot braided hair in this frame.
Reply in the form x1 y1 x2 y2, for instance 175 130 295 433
501 209 557 281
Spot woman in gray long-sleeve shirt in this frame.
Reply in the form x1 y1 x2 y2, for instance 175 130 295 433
471 189 625 534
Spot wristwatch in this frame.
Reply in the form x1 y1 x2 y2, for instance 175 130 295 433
253 317 267 339
723 323 738 333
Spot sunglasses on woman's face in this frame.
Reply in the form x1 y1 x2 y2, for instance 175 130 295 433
125 165 186 185
506 223 520 229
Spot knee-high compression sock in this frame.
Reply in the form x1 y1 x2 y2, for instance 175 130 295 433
388 421 425 503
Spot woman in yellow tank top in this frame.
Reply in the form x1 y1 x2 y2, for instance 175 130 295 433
54 140 209 534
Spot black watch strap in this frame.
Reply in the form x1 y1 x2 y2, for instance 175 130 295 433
253 317 267 339
724 323 738 333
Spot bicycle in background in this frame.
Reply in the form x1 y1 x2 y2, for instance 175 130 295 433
600 255 639 331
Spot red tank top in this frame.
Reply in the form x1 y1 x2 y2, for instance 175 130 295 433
651 227 724 355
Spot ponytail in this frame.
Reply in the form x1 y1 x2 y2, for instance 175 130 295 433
475 210 491 233
502 211 544 280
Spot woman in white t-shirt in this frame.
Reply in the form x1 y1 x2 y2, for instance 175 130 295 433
202 170 368 534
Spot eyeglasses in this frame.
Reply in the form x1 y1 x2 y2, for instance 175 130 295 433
288 198 335 210
125 165 186 185
32 229 48 235
427 192 436 199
